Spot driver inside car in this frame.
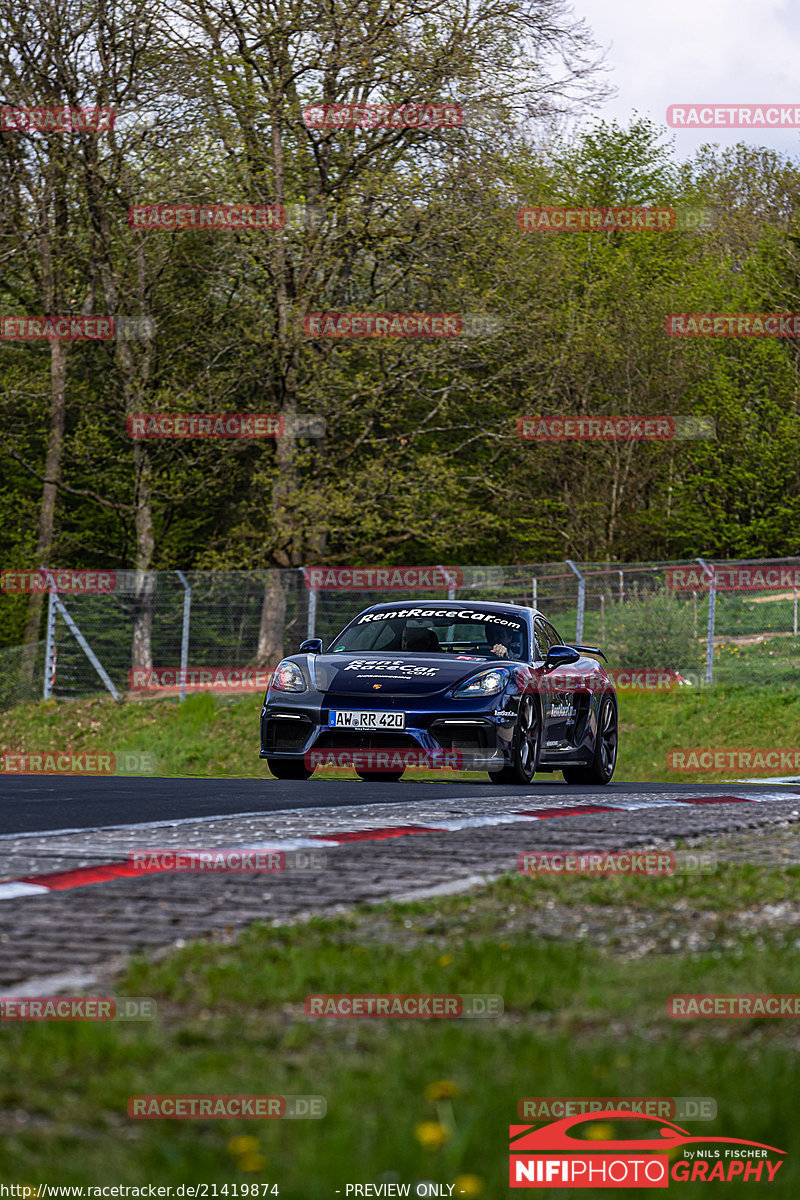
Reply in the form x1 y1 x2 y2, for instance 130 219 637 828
491 624 523 659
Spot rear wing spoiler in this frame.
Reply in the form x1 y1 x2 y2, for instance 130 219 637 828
570 644 608 662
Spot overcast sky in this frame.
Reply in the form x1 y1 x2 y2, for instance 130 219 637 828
572 0 800 160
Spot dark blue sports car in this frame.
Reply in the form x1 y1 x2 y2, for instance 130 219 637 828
259 600 618 784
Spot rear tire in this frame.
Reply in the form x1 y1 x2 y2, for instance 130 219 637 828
487 695 540 785
355 769 405 782
562 695 618 785
266 757 313 780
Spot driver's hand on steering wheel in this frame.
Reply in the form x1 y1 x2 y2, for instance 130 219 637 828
492 643 509 657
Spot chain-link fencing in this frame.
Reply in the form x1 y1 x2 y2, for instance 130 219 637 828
1 557 798 708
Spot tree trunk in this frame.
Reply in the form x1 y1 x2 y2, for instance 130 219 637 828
19 338 69 682
255 570 287 668
130 441 156 669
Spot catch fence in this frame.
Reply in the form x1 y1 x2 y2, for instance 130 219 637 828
2 556 799 707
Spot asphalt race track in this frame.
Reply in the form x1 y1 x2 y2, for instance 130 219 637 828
1 774 799 993
1 775 799 836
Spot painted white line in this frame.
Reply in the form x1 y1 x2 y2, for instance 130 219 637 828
0 970 102 1000
0 808 338 842
427 814 545 832
132 838 341 854
0 882 51 899
583 798 697 811
391 873 499 903
731 779 800 788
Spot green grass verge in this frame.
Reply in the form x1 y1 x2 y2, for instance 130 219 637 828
1 681 798 783
0 865 798 1195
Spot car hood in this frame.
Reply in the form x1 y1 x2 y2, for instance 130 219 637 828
306 653 506 698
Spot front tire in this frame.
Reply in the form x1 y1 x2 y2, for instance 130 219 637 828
266 757 313 780
562 694 618 785
487 695 540 785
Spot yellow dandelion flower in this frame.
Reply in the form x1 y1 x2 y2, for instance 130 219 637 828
228 1136 260 1156
424 1080 459 1101
439 954 454 966
238 1153 267 1173
415 1121 451 1150
586 1122 614 1140
453 1176 483 1196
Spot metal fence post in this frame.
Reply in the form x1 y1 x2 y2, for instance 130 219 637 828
175 571 191 703
794 587 798 637
307 587 317 639
437 565 457 600
43 589 57 700
566 560 585 644
532 577 538 610
696 557 716 685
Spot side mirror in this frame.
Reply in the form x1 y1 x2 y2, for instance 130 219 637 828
299 638 323 655
545 644 581 669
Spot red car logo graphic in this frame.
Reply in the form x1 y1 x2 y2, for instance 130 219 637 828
510 1112 785 1189
510 1111 785 1154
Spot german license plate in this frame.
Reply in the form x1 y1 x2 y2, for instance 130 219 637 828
328 710 406 730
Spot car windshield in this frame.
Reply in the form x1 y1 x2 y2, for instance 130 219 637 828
328 606 528 660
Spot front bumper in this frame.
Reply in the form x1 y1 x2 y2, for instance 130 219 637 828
260 699 513 770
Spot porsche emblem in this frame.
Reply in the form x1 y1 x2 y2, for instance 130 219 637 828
373 683 382 689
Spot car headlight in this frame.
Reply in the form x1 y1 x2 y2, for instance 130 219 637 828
271 660 307 693
453 668 509 698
